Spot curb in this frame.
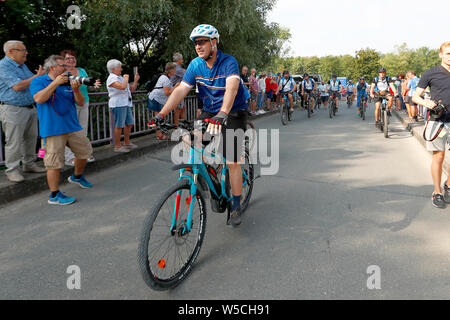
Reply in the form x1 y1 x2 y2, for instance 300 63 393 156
0 109 278 207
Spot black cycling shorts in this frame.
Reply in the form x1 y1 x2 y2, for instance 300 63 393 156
374 93 392 103
197 109 248 163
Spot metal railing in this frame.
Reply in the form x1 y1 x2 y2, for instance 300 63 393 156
0 90 199 167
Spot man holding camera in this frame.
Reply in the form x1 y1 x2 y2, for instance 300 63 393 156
413 41 450 209
29 55 93 205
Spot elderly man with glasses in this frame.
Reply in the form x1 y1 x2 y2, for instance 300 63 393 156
0 40 46 182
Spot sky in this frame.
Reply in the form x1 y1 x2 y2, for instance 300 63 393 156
267 0 449 57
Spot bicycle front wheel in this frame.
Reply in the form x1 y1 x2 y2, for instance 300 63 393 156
280 100 287 125
383 110 389 138
138 180 207 291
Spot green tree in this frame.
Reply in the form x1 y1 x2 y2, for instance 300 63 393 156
354 48 381 80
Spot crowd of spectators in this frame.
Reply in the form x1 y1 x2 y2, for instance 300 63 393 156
0 39 187 205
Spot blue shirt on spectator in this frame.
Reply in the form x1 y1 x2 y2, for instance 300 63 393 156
407 77 420 97
181 50 248 114
0 56 35 106
29 74 82 138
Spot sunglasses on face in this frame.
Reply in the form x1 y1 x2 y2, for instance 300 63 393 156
194 39 210 47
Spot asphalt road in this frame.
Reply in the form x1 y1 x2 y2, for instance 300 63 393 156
1 100 449 299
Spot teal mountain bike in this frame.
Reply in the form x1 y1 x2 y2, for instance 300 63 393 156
138 120 256 290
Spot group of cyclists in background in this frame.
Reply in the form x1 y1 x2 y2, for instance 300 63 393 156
257 67 402 128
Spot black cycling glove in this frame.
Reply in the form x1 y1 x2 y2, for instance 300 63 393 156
209 111 228 127
149 113 166 127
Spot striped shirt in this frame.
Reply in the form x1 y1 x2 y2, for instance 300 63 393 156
182 51 248 114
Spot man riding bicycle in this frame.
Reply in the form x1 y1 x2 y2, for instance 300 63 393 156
356 77 368 115
276 70 297 114
329 74 341 111
370 67 398 128
150 24 248 227
346 80 355 105
301 73 315 114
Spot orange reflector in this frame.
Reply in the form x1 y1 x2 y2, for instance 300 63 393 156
158 259 166 269
186 197 192 206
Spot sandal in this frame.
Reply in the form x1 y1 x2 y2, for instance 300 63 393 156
114 146 130 153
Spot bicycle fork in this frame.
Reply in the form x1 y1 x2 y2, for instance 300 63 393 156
170 169 199 235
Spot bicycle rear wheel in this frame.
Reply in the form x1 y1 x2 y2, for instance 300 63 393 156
138 180 207 291
241 146 254 211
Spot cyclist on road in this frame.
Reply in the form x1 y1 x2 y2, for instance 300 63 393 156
346 80 355 105
150 24 248 227
317 80 329 109
276 70 297 114
370 67 398 128
329 74 341 111
355 77 368 115
301 73 316 114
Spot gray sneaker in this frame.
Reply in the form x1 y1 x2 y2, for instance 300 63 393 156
6 171 24 183
432 193 446 209
443 183 450 204
229 208 242 227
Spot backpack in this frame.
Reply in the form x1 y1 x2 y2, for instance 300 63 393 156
329 80 340 90
144 73 166 93
374 76 390 86
303 78 314 90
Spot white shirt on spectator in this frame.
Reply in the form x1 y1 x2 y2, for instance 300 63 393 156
106 73 132 108
258 77 266 93
148 74 172 105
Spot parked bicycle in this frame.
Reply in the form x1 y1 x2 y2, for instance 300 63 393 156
138 120 256 290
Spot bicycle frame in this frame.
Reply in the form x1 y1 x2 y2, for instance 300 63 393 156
171 139 249 234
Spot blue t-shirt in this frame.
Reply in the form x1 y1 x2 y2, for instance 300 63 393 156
29 74 82 138
0 56 35 106
182 51 248 114
407 77 420 97
356 82 368 94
